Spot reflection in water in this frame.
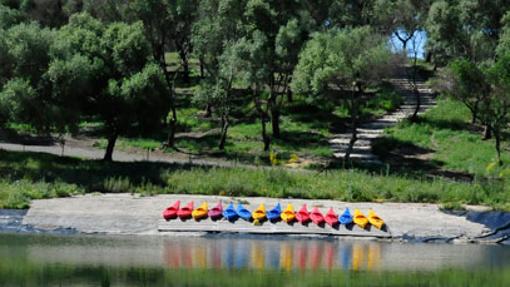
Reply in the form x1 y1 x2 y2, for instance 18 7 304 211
1 234 510 286
164 239 382 271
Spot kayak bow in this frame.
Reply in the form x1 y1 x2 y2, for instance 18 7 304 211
324 208 338 226
296 204 310 224
223 202 238 221
280 204 296 223
339 208 353 225
353 208 369 229
208 201 223 220
192 202 208 221
162 200 180 220
310 207 325 225
252 203 266 225
177 201 194 220
266 203 282 222
237 203 252 221
367 209 385 229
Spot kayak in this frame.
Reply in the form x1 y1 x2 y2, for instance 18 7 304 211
252 203 266 225
339 208 353 225
280 204 296 223
267 203 282 222
367 209 385 229
208 201 223 220
296 204 310 224
353 208 369 229
162 200 180 220
310 207 325 225
223 202 238 221
192 202 208 221
324 208 338 226
237 203 252 221
177 201 194 220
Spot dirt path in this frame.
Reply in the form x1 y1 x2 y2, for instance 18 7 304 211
330 76 436 164
0 139 248 168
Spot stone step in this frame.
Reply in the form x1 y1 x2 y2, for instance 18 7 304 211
329 138 372 146
333 152 378 160
331 144 372 151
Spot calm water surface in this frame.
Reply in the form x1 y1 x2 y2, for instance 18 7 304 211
1 233 509 286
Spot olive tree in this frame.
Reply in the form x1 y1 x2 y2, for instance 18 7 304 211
292 27 393 163
49 13 170 161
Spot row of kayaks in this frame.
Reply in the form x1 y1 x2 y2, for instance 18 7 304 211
162 201 385 229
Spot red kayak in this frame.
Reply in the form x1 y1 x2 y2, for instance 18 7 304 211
324 208 338 226
296 204 310 224
162 200 180 220
208 201 223 220
177 201 194 219
310 207 325 225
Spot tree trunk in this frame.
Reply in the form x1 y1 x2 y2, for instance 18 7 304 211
103 132 118 162
204 103 212 118
495 128 502 165
218 115 229 150
199 57 205 79
261 117 270 152
166 112 177 147
344 88 360 164
179 49 190 84
483 124 492 140
471 110 477 125
271 107 281 139
410 85 421 121
161 64 178 148
286 89 293 103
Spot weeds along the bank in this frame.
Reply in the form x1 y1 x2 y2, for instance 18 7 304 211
0 150 508 210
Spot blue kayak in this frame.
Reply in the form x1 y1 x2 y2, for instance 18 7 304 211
339 208 353 225
236 203 252 221
266 203 282 221
223 202 238 221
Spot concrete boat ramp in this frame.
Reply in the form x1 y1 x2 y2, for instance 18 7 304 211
13 193 510 244
158 217 391 238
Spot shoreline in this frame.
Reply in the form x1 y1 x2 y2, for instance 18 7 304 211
2 193 509 244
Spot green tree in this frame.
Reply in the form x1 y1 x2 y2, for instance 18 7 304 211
49 13 169 161
0 22 55 130
434 59 489 125
482 54 510 165
292 27 393 163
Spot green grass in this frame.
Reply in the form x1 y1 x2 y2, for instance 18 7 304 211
373 97 510 177
0 150 508 210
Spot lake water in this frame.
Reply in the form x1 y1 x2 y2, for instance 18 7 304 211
1 233 509 286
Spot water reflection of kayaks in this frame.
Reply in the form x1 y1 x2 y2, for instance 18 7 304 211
177 201 194 220
223 202 238 221
208 201 223 220
353 208 369 229
367 209 385 229
192 202 208 221
324 208 338 226
296 204 310 224
162 200 180 220
252 203 266 223
339 208 353 225
310 207 325 225
267 203 282 222
280 204 296 223
237 203 252 221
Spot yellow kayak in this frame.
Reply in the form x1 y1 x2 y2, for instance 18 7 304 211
353 209 369 229
192 202 208 220
252 203 266 222
367 209 385 229
280 204 296 223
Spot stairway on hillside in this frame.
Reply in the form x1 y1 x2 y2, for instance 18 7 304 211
329 77 436 164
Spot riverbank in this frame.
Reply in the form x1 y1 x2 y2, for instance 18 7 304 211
4 193 509 244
